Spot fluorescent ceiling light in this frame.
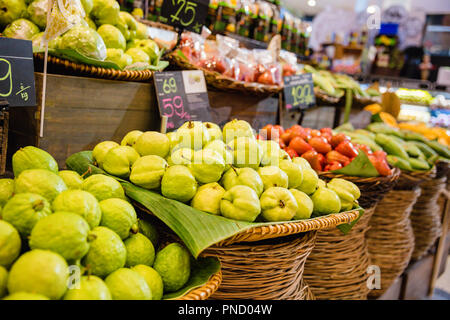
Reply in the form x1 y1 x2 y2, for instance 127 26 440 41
308 0 316 7
367 5 377 14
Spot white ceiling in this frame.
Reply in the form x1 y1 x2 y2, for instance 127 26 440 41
283 0 450 16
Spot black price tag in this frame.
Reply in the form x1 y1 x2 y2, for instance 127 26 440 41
154 70 212 131
0 38 36 107
159 0 209 33
283 73 315 111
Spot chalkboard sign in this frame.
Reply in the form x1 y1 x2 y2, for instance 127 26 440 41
283 73 315 111
0 38 36 107
154 70 212 131
159 0 209 33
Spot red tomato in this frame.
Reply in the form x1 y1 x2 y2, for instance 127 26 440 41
335 141 359 158
309 137 332 154
289 136 313 155
302 150 322 171
285 147 299 159
330 133 350 148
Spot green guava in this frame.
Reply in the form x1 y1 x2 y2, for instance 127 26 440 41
80 0 94 15
85 16 96 29
52 189 101 228
125 47 150 64
0 0 27 27
127 39 159 63
0 178 14 208
124 233 155 267
296 167 319 195
279 160 303 189
7 249 69 300
0 220 21 268
97 24 126 50
133 131 170 158
2 193 52 236
176 121 210 150
257 166 289 190
0 266 7 298
81 174 126 202
59 25 107 60
130 155 168 190
3 18 39 40
153 243 190 292
91 0 120 26
167 148 193 166
3 292 49 300
105 267 151 300
92 140 119 168
58 170 83 190
82 226 126 278
204 122 222 141
220 185 261 222
29 211 91 261
289 189 313 220
102 145 140 178
137 219 159 249
12 146 58 177
99 198 138 240
191 182 225 215
220 167 264 196
229 136 262 170
131 265 163 300
190 149 225 184
121 130 143 147
135 22 149 39
222 119 254 144
63 275 112 300
161 165 197 203
260 187 298 222
27 0 48 29
311 187 342 216
14 169 67 202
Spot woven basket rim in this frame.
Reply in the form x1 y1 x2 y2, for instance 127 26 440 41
33 52 154 81
176 270 222 300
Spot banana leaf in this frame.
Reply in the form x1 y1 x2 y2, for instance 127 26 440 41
331 150 380 177
66 151 362 257
163 257 220 300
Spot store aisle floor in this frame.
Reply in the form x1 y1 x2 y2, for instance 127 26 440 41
432 255 450 300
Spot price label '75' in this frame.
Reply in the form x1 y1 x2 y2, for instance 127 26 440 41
160 0 209 33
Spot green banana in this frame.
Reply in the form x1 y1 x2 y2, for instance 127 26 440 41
425 140 450 159
408 157 430 171
366 123 403 138
401 131 428 143
404 142 425 159
353 129 376 139
351 138 382 152
410 141 438 158
387 155 412 171
375 133 409 159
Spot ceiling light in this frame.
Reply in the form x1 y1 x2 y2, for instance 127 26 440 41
367 5 376 14
308 0 316 7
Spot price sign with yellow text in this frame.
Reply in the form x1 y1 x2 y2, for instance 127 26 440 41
283 73 315 111
0 38 36 107
159 0 209 33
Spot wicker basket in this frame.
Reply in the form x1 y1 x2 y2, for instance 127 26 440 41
0 111 8 175
167 51 281 96
201 232 316 300
394 167 437 190
319 168 401 209
366 188 421 298
34 53 154 82
303 206 375 300
410 176 446 260
177 271 223 300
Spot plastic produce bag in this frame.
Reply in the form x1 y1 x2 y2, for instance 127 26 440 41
3 18 40 40
27 0 49 29
59 24 107 60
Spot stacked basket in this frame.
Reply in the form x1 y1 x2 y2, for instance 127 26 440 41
303 168 401 300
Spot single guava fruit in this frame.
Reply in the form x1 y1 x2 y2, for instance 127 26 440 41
257 166 289 191
7 249 69 300
167 148 193 166
105 268 151 300
14 169 67 202
220 167 264 196
81 174 126 202
134 131 170 158
85 16 96 29
102 145 140 178
153 243 190 292
167 131 180 150
0 266 8 298
12 146 58 177
3 18 39 40
260 148 291 167
0 178 14 208
99 198 138 240
137 219 158 249
0 0 27 26
190 149 225 184
59 25 107 60
82 226 126 278
58 170 83 190
97 24 126 50
311 187 342 216
92 141 119 168
128 39 159 63
220 185 261 222
130 155 168 190
124 233 155 267
260 187 298 222
126 47 150 64
289 189 313 220
203 140 233 170
222 119 254 144
91 0 120 26
2 193 51 236
27 0 48 28
81 0 94 15
106 48 129 69
296 167 319 195
204 122 222 141
229 136 262 170
176 121 210 150
135 22 149 39
279 160 303 189
29 211 91 261
317 179 326 189
191 182 225 215
52 189 102 229
131 264 163 300
121 130 143 147
63 275 112 300
161 165 197 203
0 220 21 268
3 292 49 300
119 11 138 31
293 157 312 169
